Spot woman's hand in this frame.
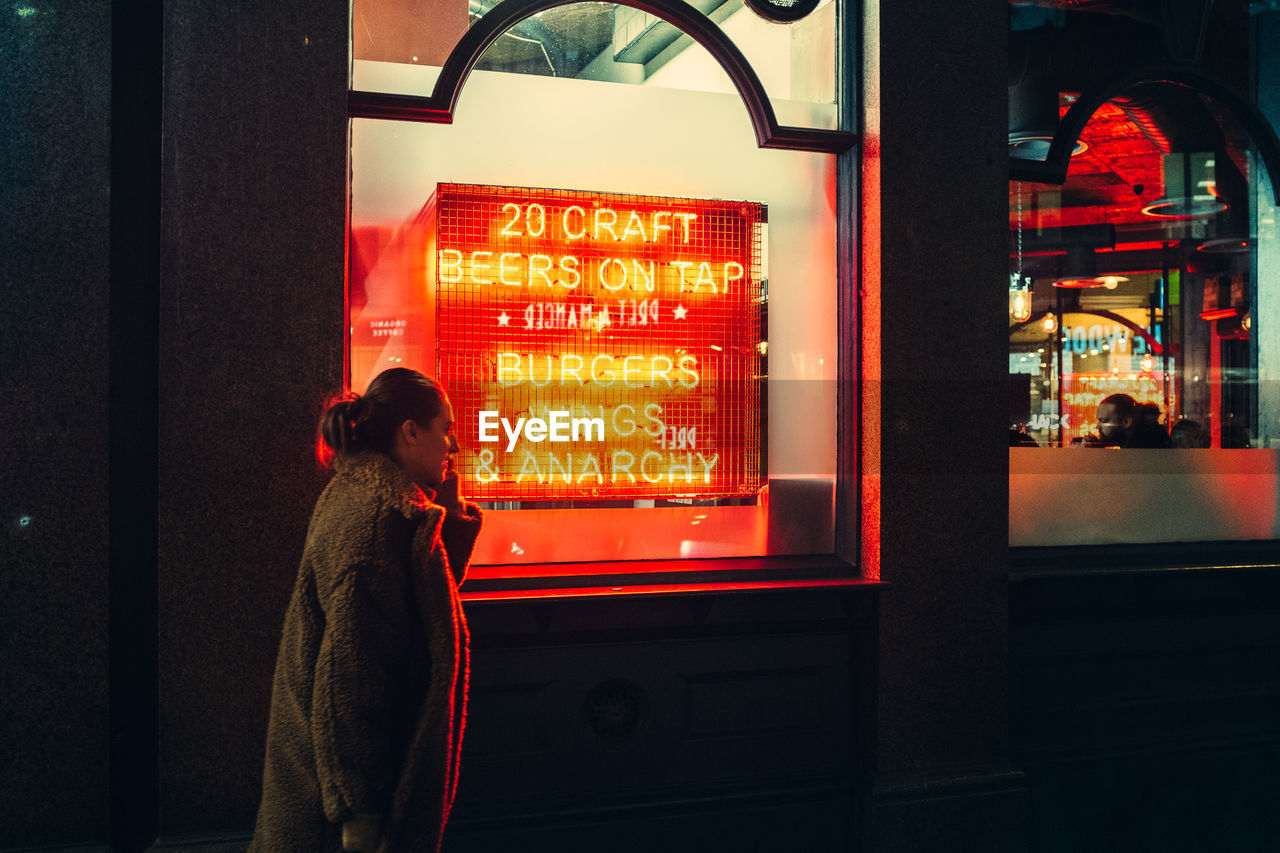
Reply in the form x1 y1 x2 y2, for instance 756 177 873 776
434 464 465 515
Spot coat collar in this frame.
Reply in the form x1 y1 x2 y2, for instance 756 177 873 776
334 451 436 521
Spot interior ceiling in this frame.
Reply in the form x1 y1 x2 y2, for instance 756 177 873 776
475 3 615 76
1020 98 1166 229
1007 0 1254 239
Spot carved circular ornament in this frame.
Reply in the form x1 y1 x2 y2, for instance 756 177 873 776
743 0 821 23
585 679 646 738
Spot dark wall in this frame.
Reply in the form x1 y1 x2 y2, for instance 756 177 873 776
0 2 112 846
446 588 876 852
862 1 1024 850
155 0 348 839
1011 544 1280 853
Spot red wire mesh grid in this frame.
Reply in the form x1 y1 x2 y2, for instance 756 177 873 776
425 183 764 500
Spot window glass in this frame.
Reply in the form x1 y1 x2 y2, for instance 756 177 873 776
351 0 838 130
1009 87 1274 449
1007 0 1280 450
349 14 838 567
1007 0 1280 547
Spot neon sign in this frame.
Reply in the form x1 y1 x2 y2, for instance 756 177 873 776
424 183 765 500
1060 372 1173 440
1061 321 1161 356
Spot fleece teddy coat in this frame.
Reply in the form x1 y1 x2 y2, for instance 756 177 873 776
250 451 482 853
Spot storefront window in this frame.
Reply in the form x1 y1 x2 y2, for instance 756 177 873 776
1008 87 1272 449
1007 1 1280 546
348 0 847 568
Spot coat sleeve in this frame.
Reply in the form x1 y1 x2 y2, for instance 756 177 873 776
311 547 412 825
438 501 483 585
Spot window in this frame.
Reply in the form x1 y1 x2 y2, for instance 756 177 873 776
1007 0 1280 546
1009 91 1273 450
348 0 853 568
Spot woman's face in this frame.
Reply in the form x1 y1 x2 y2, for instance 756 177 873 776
401 400 459 489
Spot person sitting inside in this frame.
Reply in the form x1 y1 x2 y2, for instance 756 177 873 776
1171 418 1209 448
1094 393 1172 448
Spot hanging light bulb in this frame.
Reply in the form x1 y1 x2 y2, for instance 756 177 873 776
1141 354 1156 372
1042 313 1058 334
1010 279 1032 322
1009 183 1033 322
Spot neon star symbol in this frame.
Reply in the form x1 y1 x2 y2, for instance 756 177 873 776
673 304 688 320
497 312 511 326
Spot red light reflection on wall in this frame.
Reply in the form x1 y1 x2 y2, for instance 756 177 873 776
419 183 765 500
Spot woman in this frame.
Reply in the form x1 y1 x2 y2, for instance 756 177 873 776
250 368 482 853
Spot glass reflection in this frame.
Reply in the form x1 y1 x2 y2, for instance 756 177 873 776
1009 81 1274 449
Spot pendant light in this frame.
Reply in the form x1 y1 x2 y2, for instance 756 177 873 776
1141 151 1228 219
1010 182 1033 321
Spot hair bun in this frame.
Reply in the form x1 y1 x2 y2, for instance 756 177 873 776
347 394 367 419
317 369 445 465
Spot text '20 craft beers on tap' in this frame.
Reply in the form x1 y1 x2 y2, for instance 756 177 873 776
423 183 765 500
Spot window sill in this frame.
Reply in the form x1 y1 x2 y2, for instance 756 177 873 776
461 577 882 603
1009 539 1280 580
460 554 878 601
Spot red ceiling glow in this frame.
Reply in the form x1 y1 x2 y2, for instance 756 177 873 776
1011 102 1167 229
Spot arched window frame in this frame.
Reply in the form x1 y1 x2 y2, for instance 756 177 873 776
1009 65 1280 204
348 0 857 153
